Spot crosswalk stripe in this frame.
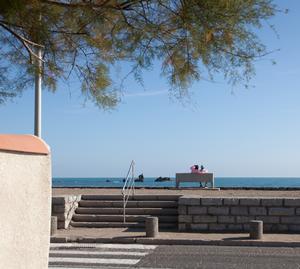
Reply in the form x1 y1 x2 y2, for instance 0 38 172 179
49 256 139 265
50 243 157 250
49 243 158 268
50 250 148 256
50 267 172 269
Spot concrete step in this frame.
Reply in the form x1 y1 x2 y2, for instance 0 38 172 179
76 207 178 215
81 194 179 201
70 221 177 229
70 221 141 228
78 200 178 208
72 214 177 223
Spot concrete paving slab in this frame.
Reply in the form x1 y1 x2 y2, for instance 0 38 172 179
51 227 300 247
53 187 300 198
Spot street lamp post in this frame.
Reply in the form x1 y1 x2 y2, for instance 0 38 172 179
34 46 42 138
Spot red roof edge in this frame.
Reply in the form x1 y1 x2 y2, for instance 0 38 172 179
0 134 50 155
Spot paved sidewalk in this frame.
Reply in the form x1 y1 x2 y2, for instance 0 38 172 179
51 227 300 248
53 188 300 197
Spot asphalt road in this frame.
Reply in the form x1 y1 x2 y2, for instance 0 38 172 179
137 245 300 269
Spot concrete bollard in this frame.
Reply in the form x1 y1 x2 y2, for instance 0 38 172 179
249 220 263 239
145 217 159 238
51 216 57 236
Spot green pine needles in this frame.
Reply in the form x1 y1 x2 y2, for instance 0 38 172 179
0 0 280 108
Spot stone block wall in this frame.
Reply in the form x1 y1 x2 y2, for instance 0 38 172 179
178 196 300 233
52 195 81 229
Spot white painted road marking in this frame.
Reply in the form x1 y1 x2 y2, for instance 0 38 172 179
49 243 157 268
50 267 172 269
50 249 149 256
50 243 157 250
49 256 139 265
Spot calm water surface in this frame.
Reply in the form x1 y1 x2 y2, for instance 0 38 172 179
52 177 300 188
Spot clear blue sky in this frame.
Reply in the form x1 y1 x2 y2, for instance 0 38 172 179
1 1 299 178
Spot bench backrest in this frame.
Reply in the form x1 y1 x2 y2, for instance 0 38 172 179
176 173 214 182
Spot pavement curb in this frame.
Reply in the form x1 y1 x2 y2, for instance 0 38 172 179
50 236 300 248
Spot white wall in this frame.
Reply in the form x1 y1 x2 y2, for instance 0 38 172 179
0 151 51 269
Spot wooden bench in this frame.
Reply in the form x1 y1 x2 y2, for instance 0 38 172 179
175 173 214 188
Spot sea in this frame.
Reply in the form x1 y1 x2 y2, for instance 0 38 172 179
52 177 300 188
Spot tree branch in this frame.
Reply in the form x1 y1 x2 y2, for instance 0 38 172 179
0 22 45 63
40 0 139 10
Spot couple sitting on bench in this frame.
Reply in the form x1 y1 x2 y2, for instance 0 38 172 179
190 164 207 174
190 164 208 187
175 164 214 188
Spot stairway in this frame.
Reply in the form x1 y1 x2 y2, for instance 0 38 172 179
70 194 179 230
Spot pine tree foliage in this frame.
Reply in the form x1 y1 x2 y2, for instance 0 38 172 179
0 0 279 108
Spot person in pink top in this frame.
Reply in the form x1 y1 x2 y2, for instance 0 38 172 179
190 164 199 173
190 164 208 174
190 164 208 188
199 165 208 173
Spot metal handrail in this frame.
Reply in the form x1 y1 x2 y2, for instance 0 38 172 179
122 160 135 223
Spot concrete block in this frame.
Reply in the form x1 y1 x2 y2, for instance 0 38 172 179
231 207 248 215
185 223 192 231
284 199 300 207
178 205 187 215
243 224 250 232
281 217 300 224
201 198 223 206
178 215 192 223
57 221 66 229
188 206 207 215
255 216 280 224
288 225 300 232
263 224 273 232
178 197 201 206
190 224 208 231
209 224 226 231
218 216 235 224
145 217 159 238
186 198 201 206
51 216 57 236
178 223 186 232
249 207 267 216
277 224 289 232
52 197 66 205
236 216 251 224
52 213 67 221
249 220 263 239
223 198 239 206
193 215 217 223
240 198 261 206
228 224 243 231
268 207 295 216
52 205 65 214
261 198 283 206
208 207 229 215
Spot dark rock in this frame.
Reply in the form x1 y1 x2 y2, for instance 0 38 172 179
155 177 171 182
135 173 144 182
